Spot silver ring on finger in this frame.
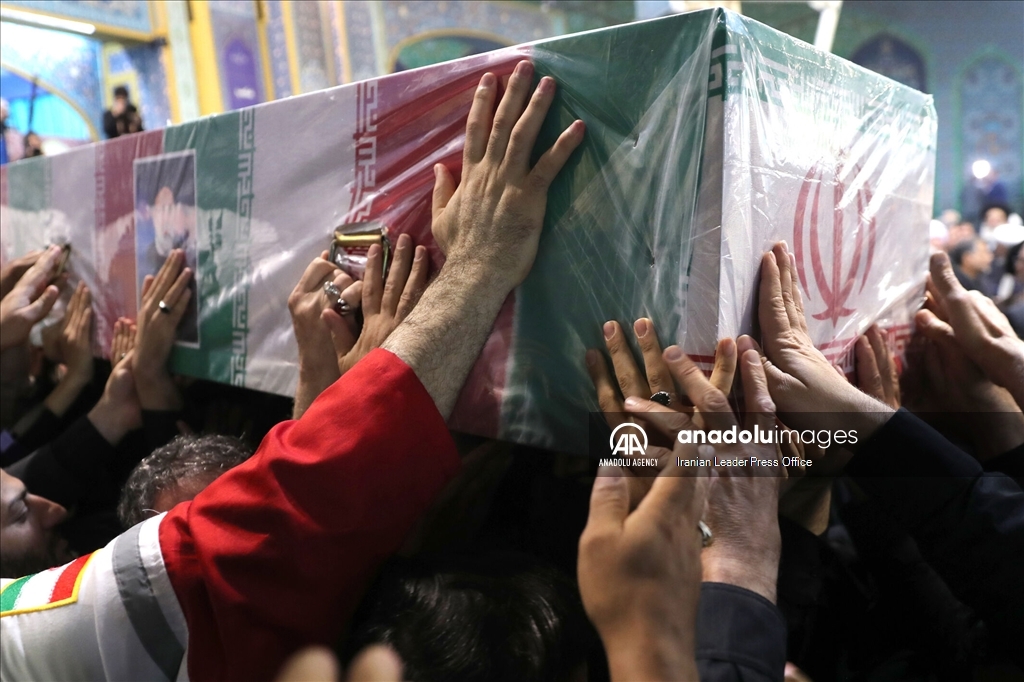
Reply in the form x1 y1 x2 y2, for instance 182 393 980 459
158 300 172 315
698 520 713 548
650 391 672 407
323 281 355 317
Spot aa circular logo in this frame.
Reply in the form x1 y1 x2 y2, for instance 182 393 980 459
609 423 648 457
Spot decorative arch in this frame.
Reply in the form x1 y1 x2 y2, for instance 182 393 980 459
850 34 927 92
956 50 1023 214
0 62 99 141
388 29 512 73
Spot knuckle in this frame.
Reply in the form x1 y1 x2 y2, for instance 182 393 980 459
616 373 634 394
700 388 729 412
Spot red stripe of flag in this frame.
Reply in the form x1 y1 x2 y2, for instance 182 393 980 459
49 554 91 603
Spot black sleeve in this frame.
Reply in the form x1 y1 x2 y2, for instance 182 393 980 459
845 408 1024 663
102 110 118 139
983 442 1024 482
10 404 62 454
696 583 786 682
3 416 116 509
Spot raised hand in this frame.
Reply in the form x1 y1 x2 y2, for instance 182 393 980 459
87 350 142 445
0 249 44 299
59 282 95 385
853 324 900 410
0 245 64 352
110 317 137 365
739 242 893 442
430 60 585 291
578 460 709 682
626 344 787 603
918 251 1024 410
133 250 192 410
288 251 357 418
328 233 429 376
382 63 584 419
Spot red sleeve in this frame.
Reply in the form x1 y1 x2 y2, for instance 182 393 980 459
159 349 461 682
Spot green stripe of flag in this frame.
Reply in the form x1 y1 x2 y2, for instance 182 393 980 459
0 575 33 612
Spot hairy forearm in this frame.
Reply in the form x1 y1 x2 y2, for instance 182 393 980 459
703 548 780 604
605 630 698 682
382 262 509 420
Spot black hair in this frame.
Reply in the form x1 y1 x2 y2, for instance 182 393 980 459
981 203 1010 221
117 435 252 527
346 551 597 682
948 238 980 267
113 85 129 99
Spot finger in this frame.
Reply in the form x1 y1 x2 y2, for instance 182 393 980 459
23 285 60 324
741 349 776 432
275 646 340 682
150 250 184 303
298 257 339 293
169 288 192 325
867 326 896 405
604 321 649 398
396 246 429 321
505 76 556 170
586 349 625 427
914 308 956 344
636 466 704 530
623 396 696 438
463 72 497 166
162 268 193 309
777 243 809 333
585 466 629 532
634 318 675 397
928 251 965 301
322 307 358 359
361 244 384 317
486 60 534 161
20 245 62 293
381 234 413 317
347 645 402 682
529 120 585 190
141 274 155 300
709 337 737 396
431 164 457 224
855 335 885 402
663 345 737 429
758 249 792 355
111 320 123 359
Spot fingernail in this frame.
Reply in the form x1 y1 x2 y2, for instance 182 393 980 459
624 396 641 409
595 466 621 483
720 337 735 357
664 345 683 362
480 73 495 88
603 321 615 340
585 349 598 367
415 246 426 261
397 233 411 248
538 76 554 95
433 163 441 177
633 318 649 338
745 350 760 366
367 244 381 258
767 251 777 265
780 240 789 253
515 61 532 77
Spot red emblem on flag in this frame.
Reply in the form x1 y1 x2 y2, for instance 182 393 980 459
792 160 877 326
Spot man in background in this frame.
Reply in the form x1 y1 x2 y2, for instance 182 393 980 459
102 86 143 139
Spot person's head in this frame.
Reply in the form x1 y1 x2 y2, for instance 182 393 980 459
24 132 42 156
0 469 73 578
113 85 129 102
947 220 976 246
982 204 1009 229
347 552 596 682
0 98 8 123
117 435 252 527
949 237 993 278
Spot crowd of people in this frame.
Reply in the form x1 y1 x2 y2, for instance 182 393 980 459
0 63 1022 682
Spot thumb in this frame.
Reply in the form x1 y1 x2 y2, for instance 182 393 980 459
321 308 358 357
929 251 964 300
431 163 456 223
915 308 955 343
22 285 60 324
586 466 630 532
